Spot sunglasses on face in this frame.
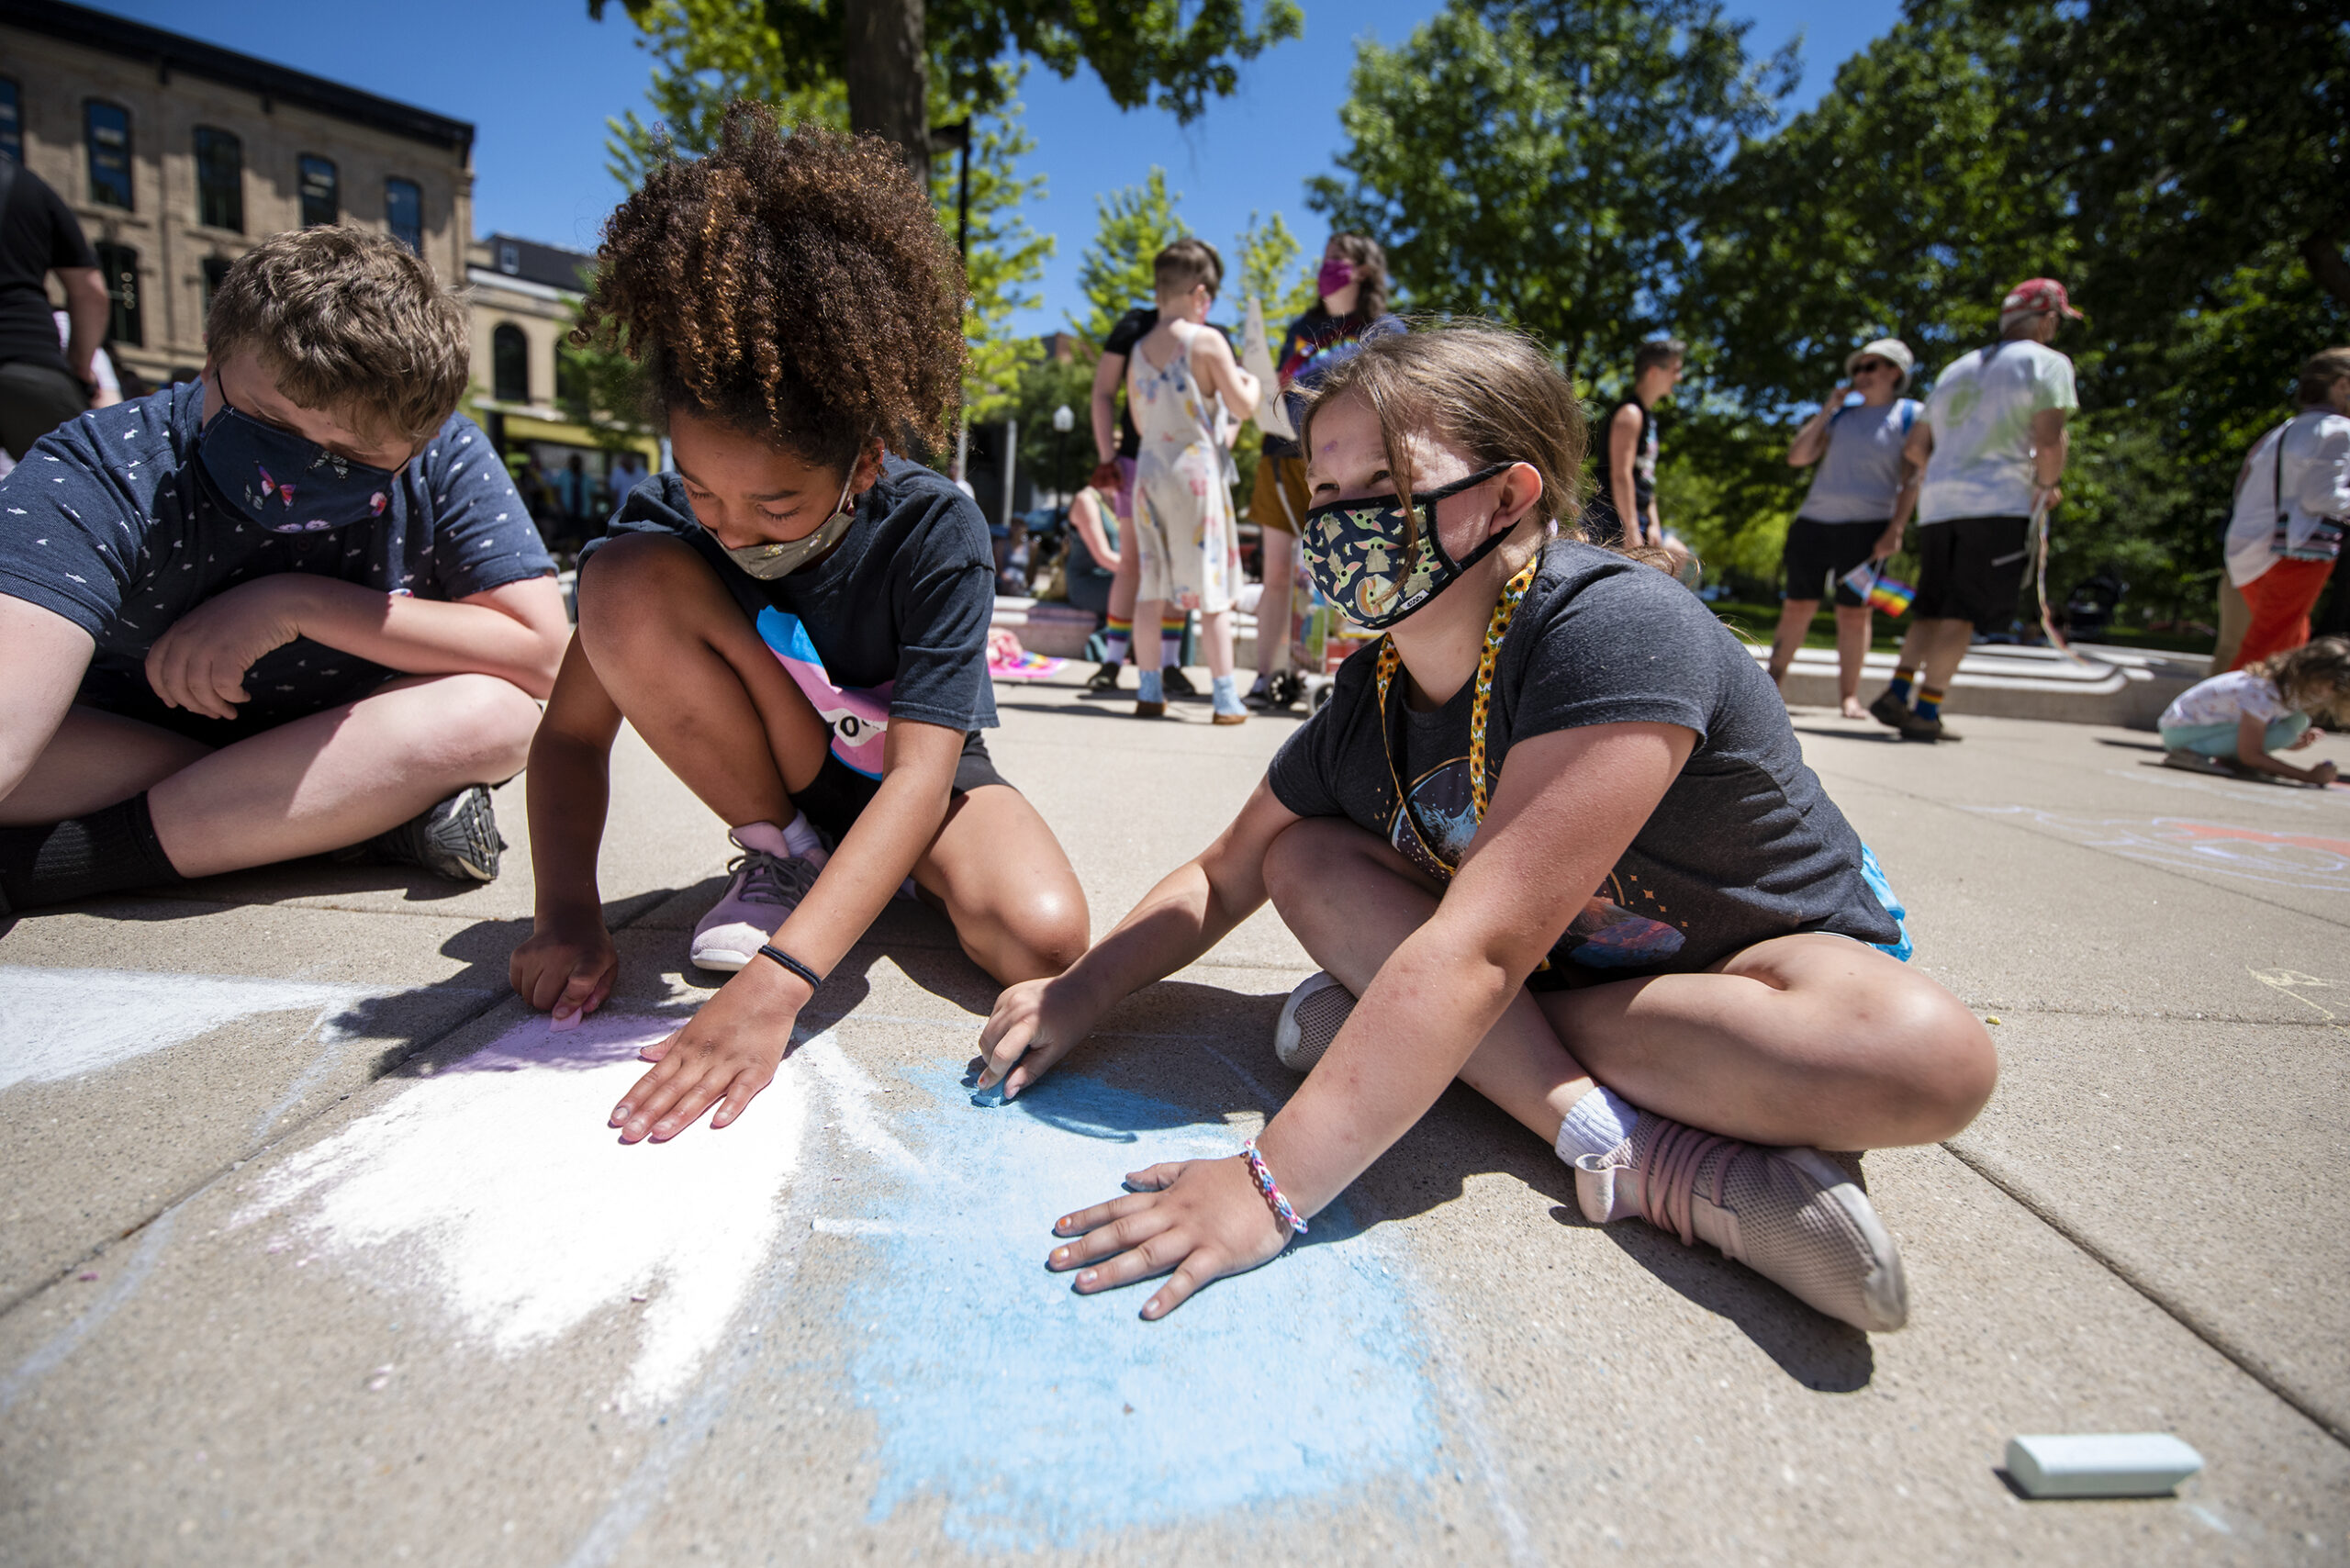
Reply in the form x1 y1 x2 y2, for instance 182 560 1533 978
1852 360 1891 375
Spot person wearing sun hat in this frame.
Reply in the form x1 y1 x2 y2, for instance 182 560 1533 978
1771 336 1924 718
1871 279 2082 742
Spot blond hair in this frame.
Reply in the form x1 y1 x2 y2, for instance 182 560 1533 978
205 227 469 445
2251 636 2350 722
1297 320 1589 552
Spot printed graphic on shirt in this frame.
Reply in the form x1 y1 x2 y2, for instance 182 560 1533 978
756 606 891 778
1387 755 1685 970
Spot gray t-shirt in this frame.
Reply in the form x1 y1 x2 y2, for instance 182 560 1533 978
1797 398 1921 523
1267 539 1898 982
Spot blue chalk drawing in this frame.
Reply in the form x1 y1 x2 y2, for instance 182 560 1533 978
839 1066 1438 1551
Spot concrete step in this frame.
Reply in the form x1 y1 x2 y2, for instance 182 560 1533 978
1752 640 2206 727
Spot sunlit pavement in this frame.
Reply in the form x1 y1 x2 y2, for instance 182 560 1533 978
2 672 2344 1564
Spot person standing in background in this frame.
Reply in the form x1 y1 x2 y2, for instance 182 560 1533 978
1583 339 1684 553
1768 339 1922 719
2221 347 2350 670
608 448 648 509
1085 296 1193 697
0 161 107 460
554 452 597 544
1244 233 1404 709
1872 279 2080 744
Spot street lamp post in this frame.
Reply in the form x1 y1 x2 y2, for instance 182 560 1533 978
1051 403 1074 530
930 118 974 483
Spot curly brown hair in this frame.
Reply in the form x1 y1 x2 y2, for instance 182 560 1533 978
2250 635 2350 723
577 106 967 472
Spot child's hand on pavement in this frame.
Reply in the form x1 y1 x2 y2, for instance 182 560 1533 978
610 969 798 1143
1047 1155 1293 1320
510 910 619 1024
971 978 1093 1100
2310 759 2339 787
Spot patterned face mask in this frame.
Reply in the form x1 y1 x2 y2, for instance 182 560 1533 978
719 473 859 580
197 382 401 533
1298 464 1512 630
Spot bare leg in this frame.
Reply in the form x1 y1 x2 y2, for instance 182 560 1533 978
578 533 1086 978
0 707 212 824
1256 528 1294 679
1768 598 1818 697
912 784 1089 982
1834 602 1873 718
1199 607 1236 682
1265 816 1996 1151
1918 616 1973 694
576 532 827 823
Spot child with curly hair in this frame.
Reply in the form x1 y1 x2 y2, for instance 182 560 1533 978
511 108 1089 1142
2159 635 2345 787
973 323 1996 1331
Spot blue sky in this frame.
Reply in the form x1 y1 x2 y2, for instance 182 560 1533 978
80 0 1902 335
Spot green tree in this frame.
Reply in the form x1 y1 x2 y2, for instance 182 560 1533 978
1307 0 1794 380
1236 209 1315 321
589 0 1304 171
1068 168 1186 346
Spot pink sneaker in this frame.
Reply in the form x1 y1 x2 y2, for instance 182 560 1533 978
1574 1115 1909 1333
689 829 823 972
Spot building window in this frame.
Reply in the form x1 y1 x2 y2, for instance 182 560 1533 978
385 177 422 253
492 323 530 402
498 241 520 275
84 101 132 209
298 155 338 227
94 241 141 346
0 78 21 165
195 128 243 232
200 256 233 322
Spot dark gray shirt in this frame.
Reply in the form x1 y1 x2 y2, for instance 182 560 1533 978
1268 539 1897 981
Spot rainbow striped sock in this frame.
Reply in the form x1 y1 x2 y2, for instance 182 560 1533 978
1886 670 1916 706
1102 616 1132 661
1915 685 1946 721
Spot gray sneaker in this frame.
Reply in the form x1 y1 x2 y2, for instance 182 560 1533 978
1574 1114 1909 1332
1272 970 1356 1072
339 785 505 883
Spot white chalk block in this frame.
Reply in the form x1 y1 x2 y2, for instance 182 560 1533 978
2005 1433 2203 1498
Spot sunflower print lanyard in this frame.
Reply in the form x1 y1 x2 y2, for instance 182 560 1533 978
1373 555 1539 875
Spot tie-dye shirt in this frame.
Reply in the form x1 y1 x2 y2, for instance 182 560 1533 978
1259 308 1407 460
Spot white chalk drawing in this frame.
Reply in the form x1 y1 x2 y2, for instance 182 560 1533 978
1964 808 2350 892
2248 968 2350 1041
0 966 384 1095
236 1012 828 1406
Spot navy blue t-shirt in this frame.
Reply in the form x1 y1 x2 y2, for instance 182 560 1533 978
0 381 552 727
578 457 997 779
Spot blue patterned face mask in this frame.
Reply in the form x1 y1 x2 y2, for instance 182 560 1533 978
1298 464 1512 630
197 381 403 533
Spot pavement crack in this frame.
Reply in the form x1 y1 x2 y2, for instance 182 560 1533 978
1941 1139 2350 1450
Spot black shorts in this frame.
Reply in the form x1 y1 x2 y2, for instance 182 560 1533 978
1912 515 2031 625
73 642 396 747
790 730 1014 846
1781 518 1886 607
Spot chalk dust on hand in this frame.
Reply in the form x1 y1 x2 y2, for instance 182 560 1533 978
549 1010 583 1035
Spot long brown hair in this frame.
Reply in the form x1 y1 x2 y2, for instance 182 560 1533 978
1326 232 1390 320
2251 635 2350 722
1295 320 1588 548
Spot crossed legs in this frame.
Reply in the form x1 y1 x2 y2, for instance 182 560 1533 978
1260 816 1996 1152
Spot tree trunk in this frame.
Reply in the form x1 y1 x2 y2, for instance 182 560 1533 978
2300 230 2350 312
842 0 931 179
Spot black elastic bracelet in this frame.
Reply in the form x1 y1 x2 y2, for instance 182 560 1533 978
756 944 823 992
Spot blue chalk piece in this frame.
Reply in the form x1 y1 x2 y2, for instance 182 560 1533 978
2006 1433 2203 1498
968 1081 1007 1108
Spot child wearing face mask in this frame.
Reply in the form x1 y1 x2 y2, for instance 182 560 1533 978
0 227 565 914
510 108 1089 1145
1245 233 1405 709
972 322 1994 1334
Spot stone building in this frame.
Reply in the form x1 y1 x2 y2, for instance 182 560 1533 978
0 0 472 391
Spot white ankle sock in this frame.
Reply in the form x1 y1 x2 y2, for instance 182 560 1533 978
1554 1084 1640 1161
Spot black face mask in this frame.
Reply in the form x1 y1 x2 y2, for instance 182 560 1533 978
197 380 405 533
1297 465 1512 630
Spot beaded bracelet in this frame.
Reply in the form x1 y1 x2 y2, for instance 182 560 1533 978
756 944 822 992
1241 1140 1308 1237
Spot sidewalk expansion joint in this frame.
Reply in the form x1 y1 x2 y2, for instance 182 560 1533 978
1942 1140 2350 1450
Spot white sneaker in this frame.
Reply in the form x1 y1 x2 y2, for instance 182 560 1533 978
1272 971 1357 1072
1574 1114 1909 1332
689 833 823 972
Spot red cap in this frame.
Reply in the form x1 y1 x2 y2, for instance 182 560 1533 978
2001 278 2084 319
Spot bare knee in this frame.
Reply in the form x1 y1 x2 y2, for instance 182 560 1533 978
576 532 716 661
1850 977 1999 1145
423 674 542 782
1261 816 1371 918
973 879 1091 982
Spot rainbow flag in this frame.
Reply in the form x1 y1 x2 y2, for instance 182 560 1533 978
1842 564 1915 616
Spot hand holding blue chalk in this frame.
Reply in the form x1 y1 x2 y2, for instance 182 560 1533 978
968 1080 1007 1108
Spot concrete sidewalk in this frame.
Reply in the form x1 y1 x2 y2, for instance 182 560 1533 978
2 676 2344 1564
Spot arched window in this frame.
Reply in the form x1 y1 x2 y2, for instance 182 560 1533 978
492 323 530 403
